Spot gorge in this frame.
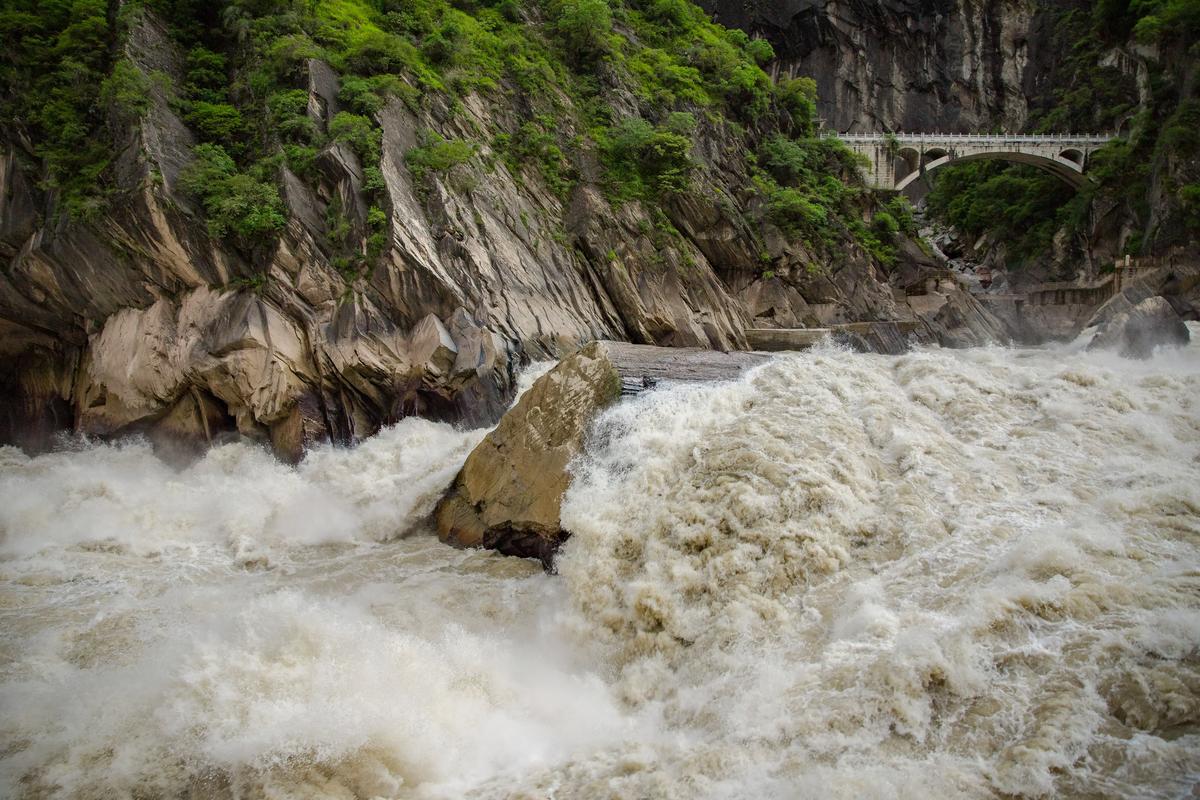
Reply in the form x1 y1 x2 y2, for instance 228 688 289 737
1 0 1199 797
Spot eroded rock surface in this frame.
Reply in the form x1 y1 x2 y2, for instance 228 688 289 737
435 342 622 567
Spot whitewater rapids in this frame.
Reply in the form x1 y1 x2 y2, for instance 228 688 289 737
1 334 1198 799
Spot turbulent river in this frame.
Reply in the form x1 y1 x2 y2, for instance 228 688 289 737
2 333 1200 799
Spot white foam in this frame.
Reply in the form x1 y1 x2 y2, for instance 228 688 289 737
556 337 1200 797
3 340 1199 798
0 417 483 560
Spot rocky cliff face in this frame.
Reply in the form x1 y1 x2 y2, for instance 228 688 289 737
2 9 750 455
700 0 1051 133
0 4 1018 460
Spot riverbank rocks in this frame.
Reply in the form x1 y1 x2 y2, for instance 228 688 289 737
2 4 1042 461
1087 296 1190 358
435 341 768 566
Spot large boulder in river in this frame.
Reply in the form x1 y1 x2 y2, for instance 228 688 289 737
1084 283 1159 331
435 340 768 566
435 341 622 567
1087 296 1190 359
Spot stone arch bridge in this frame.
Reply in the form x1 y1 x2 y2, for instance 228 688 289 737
836 133 1115 193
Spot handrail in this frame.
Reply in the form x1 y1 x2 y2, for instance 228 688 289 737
825 132 1117 144
1026 275 1116 293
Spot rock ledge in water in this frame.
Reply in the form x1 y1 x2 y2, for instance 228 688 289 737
435 340 767 565
1086 296 1190 359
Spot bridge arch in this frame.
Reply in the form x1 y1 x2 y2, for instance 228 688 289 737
833 133 1114 193
920 147 948 168
893 149 1089 193
1060 147 1084 165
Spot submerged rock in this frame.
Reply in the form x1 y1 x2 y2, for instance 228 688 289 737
830 321 911 355
1087 296 1190 359
435 341 767 566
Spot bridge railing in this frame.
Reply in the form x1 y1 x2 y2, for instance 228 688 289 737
826 132 1116 145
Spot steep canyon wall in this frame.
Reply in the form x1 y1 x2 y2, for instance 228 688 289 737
699 0 1053 133
3 5 997 459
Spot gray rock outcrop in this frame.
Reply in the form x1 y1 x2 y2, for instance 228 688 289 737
831 321 911 354
1086 283 1161 331
1087 296 1190 358
0 11 754 458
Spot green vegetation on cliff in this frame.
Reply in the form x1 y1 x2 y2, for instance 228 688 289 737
0 0 898 272
180 143 287 243
927 163 1082 263
0 0 128 218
